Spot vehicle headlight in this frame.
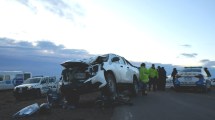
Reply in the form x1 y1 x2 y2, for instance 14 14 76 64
27 86 33 90
13 87 17 91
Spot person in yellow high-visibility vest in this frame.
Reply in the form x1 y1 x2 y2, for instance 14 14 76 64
139 63 149 95
148 64 158 91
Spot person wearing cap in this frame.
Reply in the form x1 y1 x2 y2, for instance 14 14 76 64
139 63 149 95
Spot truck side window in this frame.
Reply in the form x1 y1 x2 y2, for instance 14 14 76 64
118 57 125 65
5 75 10 80
49 77 55 83
41 79 46 84
0 75 3 81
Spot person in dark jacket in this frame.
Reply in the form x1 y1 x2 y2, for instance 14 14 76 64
204 67 211 77
157 66 162 90
160 67 167 91
171 68 178 87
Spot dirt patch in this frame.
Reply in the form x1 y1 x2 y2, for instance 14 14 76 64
0 90 113 120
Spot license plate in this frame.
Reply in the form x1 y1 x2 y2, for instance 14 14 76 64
75 73 86 79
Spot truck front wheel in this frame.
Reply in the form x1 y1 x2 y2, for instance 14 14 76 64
103 72 118 101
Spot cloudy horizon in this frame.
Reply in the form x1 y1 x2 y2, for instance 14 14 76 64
0 0 215 77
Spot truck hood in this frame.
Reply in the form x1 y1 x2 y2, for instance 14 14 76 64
16 83 39 88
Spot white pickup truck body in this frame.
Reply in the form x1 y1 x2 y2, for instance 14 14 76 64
59 53 140 97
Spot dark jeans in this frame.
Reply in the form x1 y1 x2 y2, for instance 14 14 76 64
149 78 157 91
139 81 147 91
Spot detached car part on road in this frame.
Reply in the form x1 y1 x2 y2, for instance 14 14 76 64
59 53 139 104
13 76 58 100
174 67 211 92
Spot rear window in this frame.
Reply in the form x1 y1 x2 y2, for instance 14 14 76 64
182 68 201 72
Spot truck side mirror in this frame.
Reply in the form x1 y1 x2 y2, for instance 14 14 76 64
112 57 120 62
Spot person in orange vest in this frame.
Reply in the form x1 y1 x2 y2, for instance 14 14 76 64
139 63 149 95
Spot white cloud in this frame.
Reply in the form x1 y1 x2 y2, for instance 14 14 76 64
0 0 214 67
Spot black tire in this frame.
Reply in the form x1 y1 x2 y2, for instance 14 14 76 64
103 72 117 101
61 84 80 106
131 78 139 97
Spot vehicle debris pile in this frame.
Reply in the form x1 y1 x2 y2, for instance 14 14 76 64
12 89 133 119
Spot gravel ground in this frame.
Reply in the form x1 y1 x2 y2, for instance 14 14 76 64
0 90 113 120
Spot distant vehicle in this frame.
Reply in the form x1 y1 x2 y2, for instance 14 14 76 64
13 76 57 100
174 67 211 92
0 71 31 90
211 78 215 86
58 53 139 103
166 75 174 88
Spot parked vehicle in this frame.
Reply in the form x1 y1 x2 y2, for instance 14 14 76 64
174 67 211 92
166 75 174 88
211 78 215 86
59 53 139 103
13 76 57 100
0 71 31 90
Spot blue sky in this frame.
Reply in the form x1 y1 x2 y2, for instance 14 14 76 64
0 0 215 74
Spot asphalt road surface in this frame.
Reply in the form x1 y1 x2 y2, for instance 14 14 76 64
111 89 215 120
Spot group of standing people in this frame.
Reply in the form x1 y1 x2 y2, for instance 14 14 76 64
139 63 167 96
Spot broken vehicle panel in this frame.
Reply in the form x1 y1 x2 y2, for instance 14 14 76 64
59 54 110 93
13 103 40 118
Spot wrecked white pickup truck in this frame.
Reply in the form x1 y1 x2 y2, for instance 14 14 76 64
58 53 139 104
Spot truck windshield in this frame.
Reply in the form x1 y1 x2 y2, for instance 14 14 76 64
23 78 41 84
182 69 201 72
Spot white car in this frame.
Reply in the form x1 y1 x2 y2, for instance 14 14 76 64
13 76 57 100
211 78 215 86
174 67 211 92
59 53 140 102
166 75 174 88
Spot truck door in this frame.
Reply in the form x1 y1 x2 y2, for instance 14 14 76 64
111 55 129 83
5 75 13 89
48 77 57 91
110 55 122 82
119 57 131 82
41 77 49 94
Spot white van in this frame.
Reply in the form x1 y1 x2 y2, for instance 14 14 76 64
0 71 31 90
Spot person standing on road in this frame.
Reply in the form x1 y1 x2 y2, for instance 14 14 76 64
204 67 211 77
171 68 178 87
148 64 158 91
161 67 167 91
139 63 149 95
157 66 162 90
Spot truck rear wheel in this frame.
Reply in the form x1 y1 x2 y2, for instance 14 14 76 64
131 78 139 97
